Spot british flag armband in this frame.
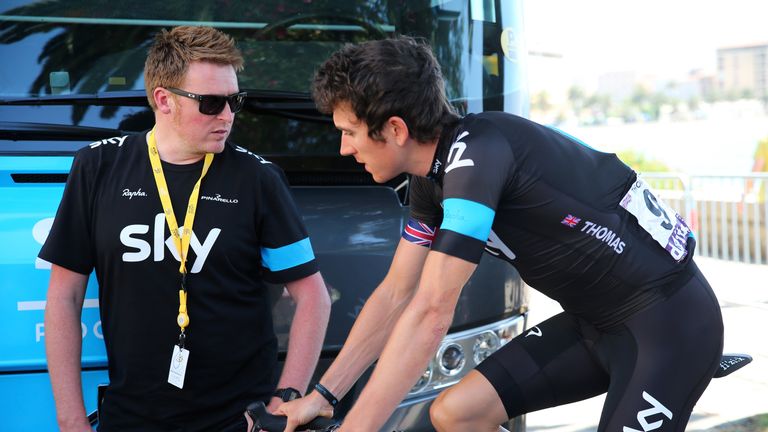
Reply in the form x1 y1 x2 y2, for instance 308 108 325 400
402 218 437 247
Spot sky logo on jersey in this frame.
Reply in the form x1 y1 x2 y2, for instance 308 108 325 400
89 135 127 149
120 213 220 273
561 214 581 228
402 218 437 248
234 145 272 164
445 131 475 173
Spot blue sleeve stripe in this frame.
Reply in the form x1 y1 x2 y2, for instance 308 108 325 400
261 237 315 272
440 198 495 242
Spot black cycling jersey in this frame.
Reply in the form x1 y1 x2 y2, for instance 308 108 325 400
39 133 318 431
408 112 695 328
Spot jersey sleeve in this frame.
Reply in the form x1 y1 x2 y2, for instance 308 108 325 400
432 120 514 263
257 165 319 284
38 147 97 275
401 176 442 247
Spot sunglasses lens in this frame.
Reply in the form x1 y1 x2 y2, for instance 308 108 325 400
198 96 227 115
228 93 246 114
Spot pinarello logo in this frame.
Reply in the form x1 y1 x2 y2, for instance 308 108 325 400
561 214 581 228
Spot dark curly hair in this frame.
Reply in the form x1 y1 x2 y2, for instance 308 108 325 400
312 36 459 143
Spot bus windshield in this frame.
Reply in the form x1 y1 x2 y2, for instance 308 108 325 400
1 0 526 155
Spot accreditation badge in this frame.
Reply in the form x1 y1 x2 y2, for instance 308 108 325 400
168 345 190 389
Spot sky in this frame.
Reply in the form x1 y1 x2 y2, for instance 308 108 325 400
523 0 768 82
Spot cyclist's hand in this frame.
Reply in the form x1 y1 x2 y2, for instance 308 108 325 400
273 392 334 432
266 397 283 415
243 397 287 432
243 410 254 432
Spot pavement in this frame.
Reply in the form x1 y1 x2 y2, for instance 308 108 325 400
524 256 768 432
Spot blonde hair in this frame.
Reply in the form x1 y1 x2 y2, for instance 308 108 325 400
144 26 244 110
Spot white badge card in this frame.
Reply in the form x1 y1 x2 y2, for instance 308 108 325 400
619 177 691 262
168 345 190 389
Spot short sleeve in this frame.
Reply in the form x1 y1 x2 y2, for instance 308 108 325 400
38 149 96 275
257 166 318 284
408 176 443 227
431 120 514 263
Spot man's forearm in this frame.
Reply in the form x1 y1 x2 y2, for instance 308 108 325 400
45 284 90 430
339 252 475 431
340 290 453 430
278 278 331 394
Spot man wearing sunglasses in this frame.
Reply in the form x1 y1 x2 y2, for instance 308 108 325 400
41 26 331 432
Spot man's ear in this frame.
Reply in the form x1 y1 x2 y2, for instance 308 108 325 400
387 116 410 147
153 87 173 114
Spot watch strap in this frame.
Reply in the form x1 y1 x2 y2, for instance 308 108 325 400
273 387 302 402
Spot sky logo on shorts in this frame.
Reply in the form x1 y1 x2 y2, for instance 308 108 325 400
561 214 581 228
623 391 673 432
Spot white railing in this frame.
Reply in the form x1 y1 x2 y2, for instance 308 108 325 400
643 173 768 264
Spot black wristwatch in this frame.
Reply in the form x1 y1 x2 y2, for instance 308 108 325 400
273 387 302 402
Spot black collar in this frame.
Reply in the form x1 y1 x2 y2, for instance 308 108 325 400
426 121 461 183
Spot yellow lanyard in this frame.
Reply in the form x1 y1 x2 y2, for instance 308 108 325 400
146 129 213 340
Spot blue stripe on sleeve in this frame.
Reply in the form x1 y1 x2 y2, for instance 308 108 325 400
440 198 495 241
261 237 315 272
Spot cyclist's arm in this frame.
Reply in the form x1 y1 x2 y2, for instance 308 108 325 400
276 239 429 430
269 272 331 411
45 264 92 432
340 250 476 431
317 239 428 391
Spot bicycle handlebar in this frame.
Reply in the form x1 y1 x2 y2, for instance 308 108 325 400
246 401 338 432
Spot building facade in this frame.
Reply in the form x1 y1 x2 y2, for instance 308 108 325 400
717 43 768 102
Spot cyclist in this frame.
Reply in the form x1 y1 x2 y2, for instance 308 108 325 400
276 36 724 432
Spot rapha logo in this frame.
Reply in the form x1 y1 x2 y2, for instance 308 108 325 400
623 391 673 432
445 131 474 173
431 158 442 175
122 188 147 200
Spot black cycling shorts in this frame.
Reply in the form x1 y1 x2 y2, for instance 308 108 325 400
476 261 723 431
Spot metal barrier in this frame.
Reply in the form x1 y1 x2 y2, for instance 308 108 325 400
643 173 768 264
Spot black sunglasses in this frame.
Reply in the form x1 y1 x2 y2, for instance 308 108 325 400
166 87 247 115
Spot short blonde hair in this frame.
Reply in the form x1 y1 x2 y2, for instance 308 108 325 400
144 26 244 110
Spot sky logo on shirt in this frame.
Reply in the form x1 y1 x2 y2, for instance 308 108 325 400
89 135 127 149
120 213 220 273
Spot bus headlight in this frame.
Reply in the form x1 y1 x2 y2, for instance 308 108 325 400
407 314 525 396
438 343 465 376
472 331 500 365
